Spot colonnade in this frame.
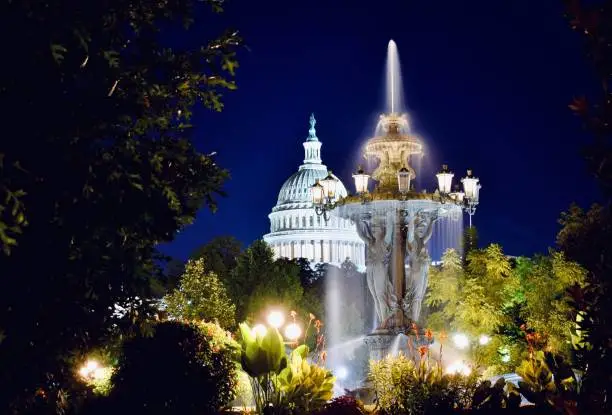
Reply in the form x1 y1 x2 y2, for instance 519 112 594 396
271 239 365 266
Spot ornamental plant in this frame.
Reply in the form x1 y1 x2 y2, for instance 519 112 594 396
369 352 478 414
238 312 333 414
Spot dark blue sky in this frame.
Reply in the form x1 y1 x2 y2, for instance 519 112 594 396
161 0 601 260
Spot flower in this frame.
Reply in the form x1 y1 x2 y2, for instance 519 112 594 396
309 313 316 321
290 310 297 320
418 345 429 358
438 330 448 343
321 350 327 363
425 328 434 341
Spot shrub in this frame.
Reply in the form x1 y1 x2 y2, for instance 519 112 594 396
370 354 478 414
109 321 236 414
316 395 366 415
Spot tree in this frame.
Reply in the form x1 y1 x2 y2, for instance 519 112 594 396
0 0 241 411
164 258 236 329
107 321 237 414
229 240 304 323
190 235 242 281
563 2 612 409
425 246 584 374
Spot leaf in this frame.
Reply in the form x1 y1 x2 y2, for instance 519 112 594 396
50 44 68 64
103 50 120 68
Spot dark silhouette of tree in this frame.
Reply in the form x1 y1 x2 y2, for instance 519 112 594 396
0 0 241 411
230 241 304 323
108 321 236 414
563 1 612 410
190 235 242 281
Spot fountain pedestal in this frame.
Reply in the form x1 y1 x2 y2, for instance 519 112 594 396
364 332 396 361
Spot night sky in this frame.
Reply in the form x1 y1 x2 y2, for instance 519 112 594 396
160 0 601 261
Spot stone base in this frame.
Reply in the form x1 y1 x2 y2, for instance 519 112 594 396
364 329 434 361
364 332 396 362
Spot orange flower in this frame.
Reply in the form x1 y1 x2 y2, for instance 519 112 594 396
425 328 434 341
438 330 448 343
321 350 327 362
418 345 429 358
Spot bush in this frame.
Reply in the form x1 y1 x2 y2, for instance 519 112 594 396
370 354 478 414
316 395 366 415
109 321 236 414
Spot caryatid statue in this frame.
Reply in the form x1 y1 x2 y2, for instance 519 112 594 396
355 217 394 328
405 209 439 322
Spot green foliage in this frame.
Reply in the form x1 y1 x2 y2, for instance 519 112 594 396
471 378 521 411
238 320 333 415
276 345 335 414
426 245 585 374
516 351 579 413
230 241 304 323
563 3 612 408
239 323 286 379
109 321 237 414
557 203 612 411
315 395 366 415
190 235 242 280
0 0 242 410
164 258 236 329
369 354 478 414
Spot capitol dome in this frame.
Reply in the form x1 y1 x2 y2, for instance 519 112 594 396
276 169 347 208
263 114 365 270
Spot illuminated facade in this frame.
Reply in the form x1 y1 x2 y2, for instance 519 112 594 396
263 114 365 270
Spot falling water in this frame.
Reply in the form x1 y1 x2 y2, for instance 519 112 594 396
428 214 464 262
386 39 405 114
388 333 405 356
325 266 342 369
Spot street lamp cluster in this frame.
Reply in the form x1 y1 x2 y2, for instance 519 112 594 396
311 164 482 227
451 332 491 350
251 310 303 343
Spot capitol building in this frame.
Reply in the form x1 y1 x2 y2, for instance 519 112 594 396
263 115 365 270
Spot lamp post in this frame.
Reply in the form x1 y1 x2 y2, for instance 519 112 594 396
461 169 481 228
311 172 340 222
397 167 411 194
433 165 482 227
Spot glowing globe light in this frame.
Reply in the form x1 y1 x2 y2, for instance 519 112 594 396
267 311 285 329
336 366 349 380
452 333 469 349
446 360 472 376
251 324 267 338
479 335 491 345
284 323 302 341
93 367 106 380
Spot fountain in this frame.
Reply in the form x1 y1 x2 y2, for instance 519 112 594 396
313 40 481 362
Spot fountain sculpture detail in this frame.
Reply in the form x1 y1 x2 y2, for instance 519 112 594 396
313 40 480 361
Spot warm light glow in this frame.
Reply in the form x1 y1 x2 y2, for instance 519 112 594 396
397 167 411 193
336 366 349 380
461 169 481 202
352 167 370 194
311 180 324 205
436 164 454 194
284 323 302 341
78 359 105 381
251 324 267 338
479 335 491 345
452 333 469 349
267 311 285 329
320 172 338 199
450 191 465 203
446 360 472 376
